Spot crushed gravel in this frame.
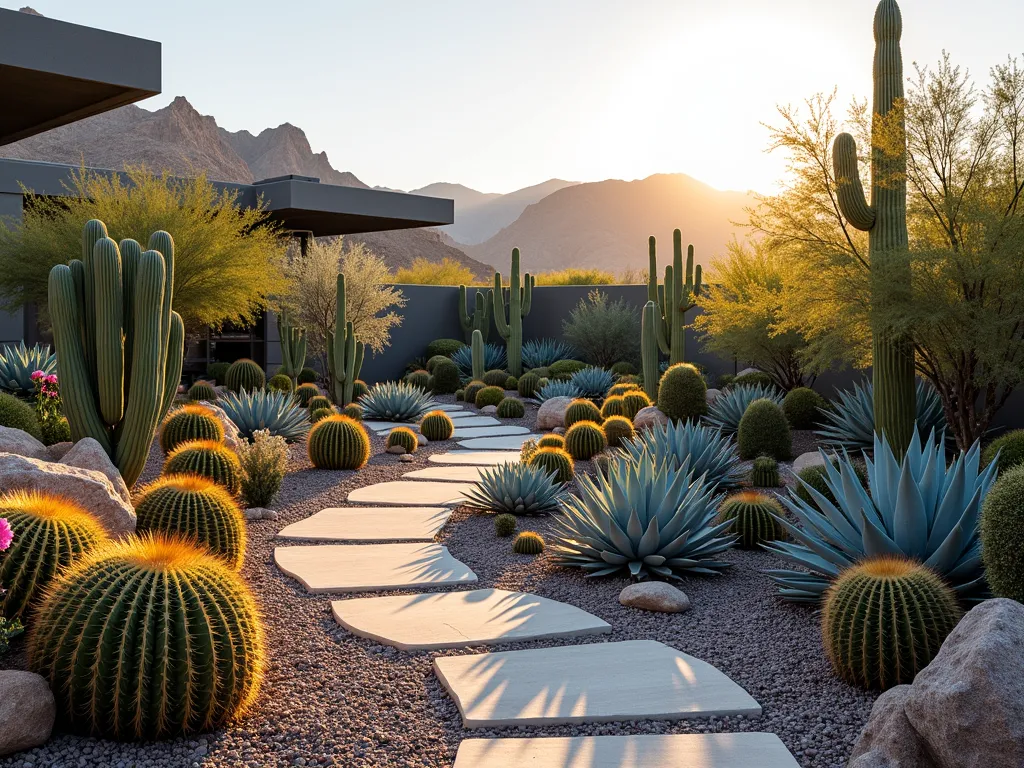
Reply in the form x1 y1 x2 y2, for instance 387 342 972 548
1 395 875 767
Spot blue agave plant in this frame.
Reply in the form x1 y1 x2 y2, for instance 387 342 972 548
551 451 735 579
569 366 615 399
522 338 577 369
0 342 56 397
704 383 782 434
359 381 435 422
815 379 946 449
622 419 744 489
219 389 310 442
450 343 507 378
532 380 581 404
765 429 998 603
463 462 568 515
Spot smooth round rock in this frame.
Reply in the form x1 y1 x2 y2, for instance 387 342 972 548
619 582 690 613
536 396 573 430
398 454 415 463
480 405 498 415
0 670 55 757
633 406 669 432
386 445 407 455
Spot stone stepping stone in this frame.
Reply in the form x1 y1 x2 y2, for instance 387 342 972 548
434 639 761 728
452 425 530 439
332 589 611 650
429 451 522 466
275 542 477 593
276 507 451 542
348 480 476 505
457 435 541 450
452 733 800 768
432 404 465 412
362 420 423 432
403 466 488 482
369 416 502 433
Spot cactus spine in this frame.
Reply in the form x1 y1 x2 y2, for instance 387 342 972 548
647 230 703 365
48 221 184 487
832 0 915 456
327 274 365 407
493 248 534 376
277 309 307 382
459 285 491 342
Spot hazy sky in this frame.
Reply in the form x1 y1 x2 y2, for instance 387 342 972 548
15 0 1024 194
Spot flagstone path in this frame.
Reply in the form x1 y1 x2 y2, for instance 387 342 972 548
276 507 451 542
428 450 520 465
457 434 541 450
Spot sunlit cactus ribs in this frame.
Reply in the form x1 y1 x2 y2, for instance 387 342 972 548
646 229 703 366
492 248 534 376
327 274 365 407
831 0 915 455
459 284 491 342
48 220 184 487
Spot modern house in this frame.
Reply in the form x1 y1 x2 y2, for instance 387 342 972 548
0 8 454 376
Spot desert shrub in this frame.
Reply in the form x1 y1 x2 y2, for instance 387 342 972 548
297 367 318 384
981 465 1024 602
236 430 289 508
0 392 41 440
611 361 637 377
733 371 774 389
737 399 791 460
206 362 230 385
475 386 506 408
393 257 476 285
783 387 827 429
657 363 706 422
982 430 1024 473
426 338 467 359
431 359 461 394
426 355 450 372
548 360 588 381
563 289 640 368
495 514 516 537
505 375 519 390
267 374 293 394
534 268 616 285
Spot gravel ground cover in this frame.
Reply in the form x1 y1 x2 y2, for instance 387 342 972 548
1 395 875 768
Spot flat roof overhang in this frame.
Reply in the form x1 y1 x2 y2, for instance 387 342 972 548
0 161 454 235
0 8 161 146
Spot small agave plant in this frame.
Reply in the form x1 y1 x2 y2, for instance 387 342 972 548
463 462 568 516
0 342 56 398
704 383 782 434
569 367 615 400
522 338 577 369
622 419 744 489
815 379 947 450
551 452 735 579
219 389 310 442
532 380 581 404
359 381 435 422
765 429 998 603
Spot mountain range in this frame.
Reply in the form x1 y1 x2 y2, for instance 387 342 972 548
0 96 754 278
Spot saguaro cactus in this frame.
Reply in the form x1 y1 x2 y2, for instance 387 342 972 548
832 0 915 456
471 329 485 381
641 300 660 401
459 285 491 343
647 230 702 365
493 248 533 377
48 220 184 487
276 309 307 382
327 274 364 407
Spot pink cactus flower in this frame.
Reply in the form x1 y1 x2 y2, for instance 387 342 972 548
45 374 58 385
0 518 12 551
30 370 45 380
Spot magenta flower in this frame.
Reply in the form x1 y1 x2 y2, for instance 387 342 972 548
45 374 58 385
30 370 45 381
0 518 12 552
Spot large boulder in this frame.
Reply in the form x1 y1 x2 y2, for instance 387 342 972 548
536 396 573 431
0 671 55 757
197 401 241 449
619 582 690 613
0 426 49 461
46 441 74 461
0 452 135 537
633 405 669 432
849 686 936 768
705 388 722 405
59 437 132 506
792 451 826 474
903 599 1024 768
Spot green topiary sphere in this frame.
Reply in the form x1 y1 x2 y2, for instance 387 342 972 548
717 491 785 548
602 415 635 447
426 354 450 373
425 338 466 359
517 372 541 398
822 557 961 690
386 427 419 454
463 380 486 406
750 455 780 488
622 391 652 419
475 385 506 408
307 415 371 470
431 359 461 395
187 380 217 402
538 434 565 449
981 464 1024 602
135 475 247 569
494 513 517 538
564 421 607 461
483 369 509 387
307 395 332 413
294 383 320 407
565 398 602 427
28 535 265 740
657 363 707 422
737 398 792 460
297 368 318 384
420 410 455 441
163 439 242 496
512 531 545 555
160 404 224 453
600 396 626 419
0 490 109 620
782 387 827 430
497 397 525 419
982 430 1024 473
225 359 265 393
0 391 42 440
527 446 574 483
267 374 294 394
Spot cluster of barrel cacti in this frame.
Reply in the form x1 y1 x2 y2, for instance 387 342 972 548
493 248 534 376
327 274 365 407
48 220 184 487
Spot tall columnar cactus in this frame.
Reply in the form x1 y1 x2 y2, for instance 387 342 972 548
327 274 364 407
646 230 702 365
641 300 660 401
48 220 184 487
471 329 485 381
832 0 915 456
276 309 307 382
459 285 491 343
493 248 534 377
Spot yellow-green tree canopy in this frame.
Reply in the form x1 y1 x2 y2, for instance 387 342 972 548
0 166 288 337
